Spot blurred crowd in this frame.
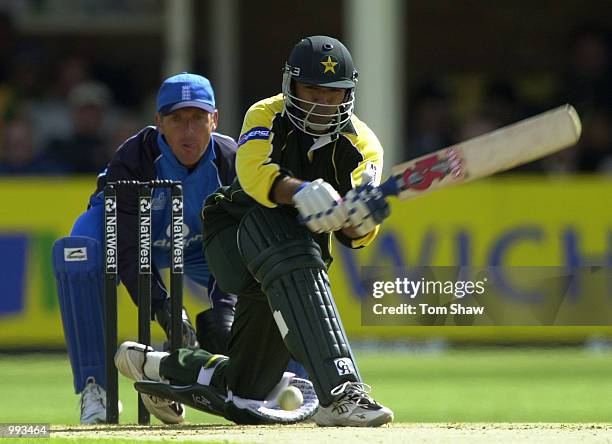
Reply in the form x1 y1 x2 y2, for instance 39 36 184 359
0 9 150 176
406 26 612 173
0 14 610 175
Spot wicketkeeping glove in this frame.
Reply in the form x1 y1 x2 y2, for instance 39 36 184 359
155 299 199 350
343 182 390 237
292 179 348 233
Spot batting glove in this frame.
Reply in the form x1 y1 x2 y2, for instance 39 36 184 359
343 183 390 237
292 179 348 233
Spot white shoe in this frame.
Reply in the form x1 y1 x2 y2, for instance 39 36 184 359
114 341 185 424
80 377 107 424
80 377 123 424
313 382 394 427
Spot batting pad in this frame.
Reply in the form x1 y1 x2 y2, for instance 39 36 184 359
136 373 318 424
52 236 106 393
238 207 360 406
135 380 226 418
226 375 318 424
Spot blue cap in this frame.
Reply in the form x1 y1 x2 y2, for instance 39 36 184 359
156 72 216 115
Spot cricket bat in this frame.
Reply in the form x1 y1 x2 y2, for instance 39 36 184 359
378 104 582 199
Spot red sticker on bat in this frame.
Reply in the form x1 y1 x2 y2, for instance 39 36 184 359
401 148 463 191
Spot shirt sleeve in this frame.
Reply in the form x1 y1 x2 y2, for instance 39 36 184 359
337 117 384 249
235 101 281 208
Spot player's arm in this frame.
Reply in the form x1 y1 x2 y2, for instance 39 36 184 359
237 99 346 233
335 118 388 248
235 100 285 208
271 176 303 204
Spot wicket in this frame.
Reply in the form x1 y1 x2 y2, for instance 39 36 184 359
103 180 184 424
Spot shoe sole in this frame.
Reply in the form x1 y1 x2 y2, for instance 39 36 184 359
140 394 185 424
364 412 394 427
81 400 123 424
315 411 394 427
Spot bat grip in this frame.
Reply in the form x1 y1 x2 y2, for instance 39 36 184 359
377 175 400 198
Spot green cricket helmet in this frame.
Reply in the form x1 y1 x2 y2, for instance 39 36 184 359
282 35 358 136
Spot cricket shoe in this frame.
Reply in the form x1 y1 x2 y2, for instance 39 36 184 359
313 382 393 427
80 377 122 424
114 341 185 424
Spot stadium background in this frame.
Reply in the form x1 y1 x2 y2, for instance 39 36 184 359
1 0 612 432
3 177 612 347
1 0 610 348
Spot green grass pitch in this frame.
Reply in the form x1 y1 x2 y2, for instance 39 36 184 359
1 347 611 442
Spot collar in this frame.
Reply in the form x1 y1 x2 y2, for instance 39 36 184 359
299 118 357 154
308 134 334 153
307 118 357 152
339 118 357 136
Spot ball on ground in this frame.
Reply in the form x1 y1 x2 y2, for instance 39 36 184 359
277 385 304 411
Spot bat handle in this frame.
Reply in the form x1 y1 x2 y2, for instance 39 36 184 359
360 170 399 198
377 175 400 198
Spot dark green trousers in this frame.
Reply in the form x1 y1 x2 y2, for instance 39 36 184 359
160 225 290 400
160 348 227 388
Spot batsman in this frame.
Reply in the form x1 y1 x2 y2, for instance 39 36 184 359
116 35 394 426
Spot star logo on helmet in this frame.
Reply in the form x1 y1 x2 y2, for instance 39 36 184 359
320 56 338 74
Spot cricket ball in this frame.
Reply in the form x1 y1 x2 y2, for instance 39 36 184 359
277 385 304 411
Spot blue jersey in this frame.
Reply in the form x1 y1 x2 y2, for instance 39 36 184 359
88 126 236 307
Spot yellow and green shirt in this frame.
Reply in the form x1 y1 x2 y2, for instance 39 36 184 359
203 94 384 263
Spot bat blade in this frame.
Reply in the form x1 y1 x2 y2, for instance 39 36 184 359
378 104 582 199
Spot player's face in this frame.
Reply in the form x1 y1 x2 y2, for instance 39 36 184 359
156 107 218 168
293 82 347 125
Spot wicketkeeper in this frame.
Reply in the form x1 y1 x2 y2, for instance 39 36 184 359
52 73 239 424
116 35 394 426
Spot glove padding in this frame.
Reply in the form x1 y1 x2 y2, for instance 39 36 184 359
343 183 390 237
292 179 348 233
155 300 199 350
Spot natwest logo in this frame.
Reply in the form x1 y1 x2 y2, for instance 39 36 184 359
105 198 116 213
140 198 151 213
172 197 183 212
